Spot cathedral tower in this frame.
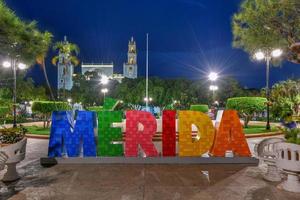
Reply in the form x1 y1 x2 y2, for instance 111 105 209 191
123 37 138 79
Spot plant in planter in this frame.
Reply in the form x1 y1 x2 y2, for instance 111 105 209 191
0 126 27 182
283 128 300 145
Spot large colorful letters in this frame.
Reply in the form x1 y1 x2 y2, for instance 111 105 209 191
162 110 176 156
125 111 158 157
48 111 96 157
178 111 215 156
98 111 123 156
210 110 251 157
48 110 251 158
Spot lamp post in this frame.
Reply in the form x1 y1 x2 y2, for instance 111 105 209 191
254 48 283 130
208 72 219 102
101 88 108 100
209 85 218 102
144 97 153 111
2 60 27 128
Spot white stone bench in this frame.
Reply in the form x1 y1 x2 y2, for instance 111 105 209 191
276 142 300 193
254 137 285 182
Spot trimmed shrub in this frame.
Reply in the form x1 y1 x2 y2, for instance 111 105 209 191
32 101 70 128
226 97 267 127
87 106 103 112
190 104 209 113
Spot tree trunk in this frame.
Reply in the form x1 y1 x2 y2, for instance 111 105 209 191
243 114 253 128
41 59 55 101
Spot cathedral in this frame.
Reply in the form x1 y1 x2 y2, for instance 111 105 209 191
57 37 138 90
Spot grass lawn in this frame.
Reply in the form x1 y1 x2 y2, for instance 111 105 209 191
243 125 279 134
25 126 50 135
24 125 280 136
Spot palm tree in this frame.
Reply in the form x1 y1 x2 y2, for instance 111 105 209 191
52 36 80 99
36 31 55 100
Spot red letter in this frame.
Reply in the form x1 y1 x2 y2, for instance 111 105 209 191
210 110 251 157
162 110 176 156
125 111 158 157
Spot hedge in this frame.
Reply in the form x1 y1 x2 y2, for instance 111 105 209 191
190 104 209 113
32 101 71 114
87 106 103 112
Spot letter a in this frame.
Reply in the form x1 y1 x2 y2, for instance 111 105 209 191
210 110 251 157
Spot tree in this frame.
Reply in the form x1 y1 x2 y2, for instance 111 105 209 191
52 37 80 99
232 0 300 63
0 77 47 102
0 0 51 65
32 101 70 128
36 32 55 100
269 79 300 119
226 97 267 127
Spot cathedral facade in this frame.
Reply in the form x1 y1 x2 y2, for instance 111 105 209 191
59 37 138 90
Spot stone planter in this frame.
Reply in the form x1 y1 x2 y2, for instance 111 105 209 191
254 137 285 182
0 151 8 170
276 142 300 193
1 138 27 182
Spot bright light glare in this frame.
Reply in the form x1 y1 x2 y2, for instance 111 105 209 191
100 75 109 85
18 63 27 70
208 72 218 81
67 98 72 103
2 61 11 68
254 51 265 60
209 85 218 91
271 49 283 58
144 97 153 102
101 88 108 93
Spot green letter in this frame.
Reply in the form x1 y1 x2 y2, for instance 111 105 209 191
97 111 123 156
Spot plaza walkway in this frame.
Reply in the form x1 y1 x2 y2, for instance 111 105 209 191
0 137 299 200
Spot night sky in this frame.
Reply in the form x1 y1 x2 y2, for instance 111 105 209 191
4 0 300 88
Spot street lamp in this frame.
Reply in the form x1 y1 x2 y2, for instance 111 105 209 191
100 75 109 85
144 97 153 111
254 48 283 130
209 85 218 102
2 61 11 68
101 88 108 99
144 97 153 102
208 72 218 81
2 60 27 128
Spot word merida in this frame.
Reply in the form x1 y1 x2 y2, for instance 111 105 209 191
48 110 251 158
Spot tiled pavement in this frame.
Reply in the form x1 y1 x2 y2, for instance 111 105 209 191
0 137 299 200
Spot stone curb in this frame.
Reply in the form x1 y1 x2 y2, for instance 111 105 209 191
26 131 284 140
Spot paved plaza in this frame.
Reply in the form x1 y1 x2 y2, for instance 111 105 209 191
0 138 300 200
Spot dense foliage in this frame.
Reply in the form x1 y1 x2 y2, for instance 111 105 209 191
70 71 259 109
190 105 209 113
269 79 300 119
0 76 47 102
226 97 267 127
283 128 300 144
233 0 300 63
0 0 52 65
32 101 70 127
